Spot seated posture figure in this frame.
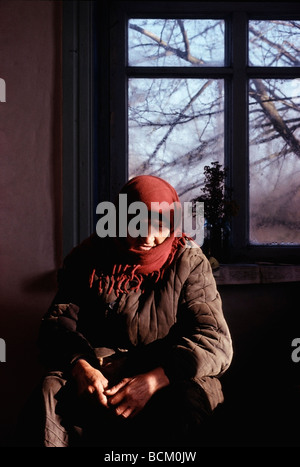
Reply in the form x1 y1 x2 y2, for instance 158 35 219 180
32 175 233 447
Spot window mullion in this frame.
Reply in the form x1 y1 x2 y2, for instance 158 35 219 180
110 5 128 202
126 66 233 79
230 11 249 257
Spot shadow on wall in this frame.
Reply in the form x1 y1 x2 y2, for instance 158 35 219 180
22 270 58 294
210 281 300 447
0 0 62 447
0 270 58 446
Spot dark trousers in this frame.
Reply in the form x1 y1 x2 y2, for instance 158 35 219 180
17 370 213 447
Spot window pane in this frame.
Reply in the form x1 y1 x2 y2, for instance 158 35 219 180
128 19 225 67
128 78 224 202
249 20 300 67
249 78 300 244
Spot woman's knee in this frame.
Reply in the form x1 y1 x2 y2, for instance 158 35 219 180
42 371 66 393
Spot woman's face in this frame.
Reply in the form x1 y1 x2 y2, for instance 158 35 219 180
126 214 170 251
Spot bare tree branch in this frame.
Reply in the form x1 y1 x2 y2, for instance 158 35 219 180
251 79 300 158
249 23 300 66
129 22 204 65
149 80 213 160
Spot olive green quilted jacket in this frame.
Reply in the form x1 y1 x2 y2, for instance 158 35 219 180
38 234 233 410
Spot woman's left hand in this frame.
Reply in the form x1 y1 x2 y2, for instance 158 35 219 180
104 367 169 419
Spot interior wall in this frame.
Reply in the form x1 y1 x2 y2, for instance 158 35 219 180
217 281 300 446
0 0 62 443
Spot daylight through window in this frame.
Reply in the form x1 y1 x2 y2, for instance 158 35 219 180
125 15 300 250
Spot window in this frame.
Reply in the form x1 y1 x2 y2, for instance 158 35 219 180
127 19 225 203
248 20 300 246
96 1 300 263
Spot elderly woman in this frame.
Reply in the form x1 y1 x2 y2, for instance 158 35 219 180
32 175 232 447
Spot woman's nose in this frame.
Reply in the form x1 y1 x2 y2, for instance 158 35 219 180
143 230 155 244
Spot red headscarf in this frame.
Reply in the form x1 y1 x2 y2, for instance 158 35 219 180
89 175 187 295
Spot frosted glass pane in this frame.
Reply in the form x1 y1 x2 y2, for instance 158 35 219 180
249 20 300 67
128 19 225 67
128 78 224 202
249 78 300 244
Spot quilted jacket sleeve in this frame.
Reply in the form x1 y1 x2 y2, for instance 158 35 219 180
161 247 233 383
37 241 100 372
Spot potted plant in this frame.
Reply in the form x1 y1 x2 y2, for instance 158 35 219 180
194 161 239 263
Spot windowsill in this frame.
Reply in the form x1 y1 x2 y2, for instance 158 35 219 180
213 263 300 285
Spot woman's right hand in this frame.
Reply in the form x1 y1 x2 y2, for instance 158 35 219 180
71 359 109 408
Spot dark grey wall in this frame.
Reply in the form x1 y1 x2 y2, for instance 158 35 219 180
214 281 300 446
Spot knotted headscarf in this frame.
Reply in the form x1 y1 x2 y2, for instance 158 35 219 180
89 175 187 295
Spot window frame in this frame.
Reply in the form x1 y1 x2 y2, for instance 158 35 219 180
62 0 95 257
63 1 300 263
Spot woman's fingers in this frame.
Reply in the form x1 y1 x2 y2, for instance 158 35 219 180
115 405 136 419
105 378 130 396
95 389 109 408
72 360 110 408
